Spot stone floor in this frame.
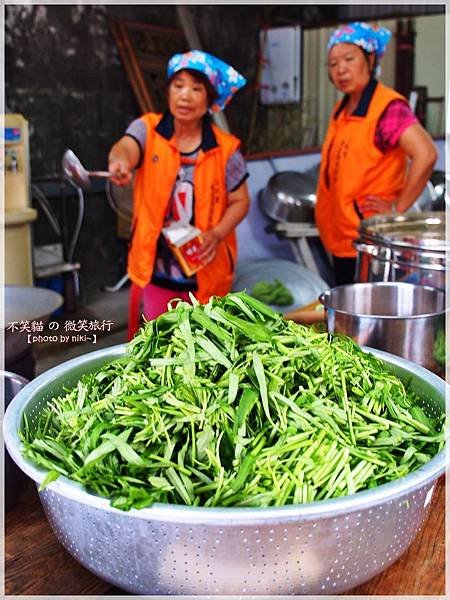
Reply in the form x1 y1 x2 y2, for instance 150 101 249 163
33 287 129 375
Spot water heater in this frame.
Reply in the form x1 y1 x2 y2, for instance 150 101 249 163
4 114 37 285
259 26 302 104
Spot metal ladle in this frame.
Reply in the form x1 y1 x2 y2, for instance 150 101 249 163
62 149 111 189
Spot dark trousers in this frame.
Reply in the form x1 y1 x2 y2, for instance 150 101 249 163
332 256 356 286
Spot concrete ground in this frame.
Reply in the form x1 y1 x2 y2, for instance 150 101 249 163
33 287 129 375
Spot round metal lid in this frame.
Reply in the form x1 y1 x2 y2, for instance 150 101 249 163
5 285 63 324
359 211 447 252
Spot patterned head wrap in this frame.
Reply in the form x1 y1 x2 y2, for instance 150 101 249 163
327 22 392 68
167 50 246 113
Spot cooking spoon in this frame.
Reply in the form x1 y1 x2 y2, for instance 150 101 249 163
62 149 111 189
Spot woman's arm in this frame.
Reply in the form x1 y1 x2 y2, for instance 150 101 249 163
394 123 438 212
359 123 438 214
198 181 251 264
108 136 141 186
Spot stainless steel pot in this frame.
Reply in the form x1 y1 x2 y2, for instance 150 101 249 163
259 171 317 223
319 282 446 374
3 344 446 594
2 370 29 511
354 212 447 290
428 170 446 211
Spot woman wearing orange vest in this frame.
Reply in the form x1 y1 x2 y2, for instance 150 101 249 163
315 22 437 285
108 50 250 337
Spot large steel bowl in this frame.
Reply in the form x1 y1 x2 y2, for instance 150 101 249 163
232 259 327 312
319 282 446 374
3 343 446 595
259 171 317 224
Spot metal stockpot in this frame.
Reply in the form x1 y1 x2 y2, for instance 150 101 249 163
319 282 446 374
354 212 447 289
3 344 447 595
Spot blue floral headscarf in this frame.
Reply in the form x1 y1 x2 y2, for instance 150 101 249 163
167 50 246 113
327 22 392 74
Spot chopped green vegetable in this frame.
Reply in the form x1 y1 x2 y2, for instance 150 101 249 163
21 291 445 511
251 278 294 306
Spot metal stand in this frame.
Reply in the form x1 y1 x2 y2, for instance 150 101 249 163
270 222 334 285
271 223 319 271
103 273 129 293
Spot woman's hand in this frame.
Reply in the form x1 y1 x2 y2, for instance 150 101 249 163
198 229 221 265
357 195 396 215
108 136 140 186
109 159 133 186
197 181 251 265
356 123 437 218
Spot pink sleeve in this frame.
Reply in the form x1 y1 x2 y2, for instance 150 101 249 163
375 100 419 153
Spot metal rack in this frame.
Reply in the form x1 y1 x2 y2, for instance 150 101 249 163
268 221 334 285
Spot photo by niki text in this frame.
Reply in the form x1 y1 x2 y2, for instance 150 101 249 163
6 319 115 345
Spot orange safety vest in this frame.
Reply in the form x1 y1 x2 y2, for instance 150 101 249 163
127 112 241 303
315 80 408 257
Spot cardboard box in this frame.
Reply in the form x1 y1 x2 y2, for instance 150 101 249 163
163 225 207 277
170 234 206 277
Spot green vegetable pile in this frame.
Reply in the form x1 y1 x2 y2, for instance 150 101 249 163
251 278 294 306
433 328 446 367
22 292 445 511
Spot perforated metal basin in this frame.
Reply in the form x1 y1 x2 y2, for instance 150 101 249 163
4 344 446 595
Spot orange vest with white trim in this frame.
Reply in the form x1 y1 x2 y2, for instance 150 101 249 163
315 80 408 257
127 112 241 303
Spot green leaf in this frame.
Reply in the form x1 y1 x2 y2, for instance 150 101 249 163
228 372 240 405
234 388 259 434
194 335 232 369
38 469 62 491
252 351 273 425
